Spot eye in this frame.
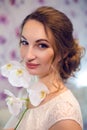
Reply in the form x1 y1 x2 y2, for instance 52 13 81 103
20 40 29 45
38 43 49 48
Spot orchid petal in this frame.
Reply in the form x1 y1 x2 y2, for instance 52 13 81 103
6 97 23 116
0 61 21 77
4 90 25 116
27 82 49 106
4 89 15 97
1 60 38 88
8 67 31 88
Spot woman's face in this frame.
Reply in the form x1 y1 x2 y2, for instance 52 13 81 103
20 19 55 78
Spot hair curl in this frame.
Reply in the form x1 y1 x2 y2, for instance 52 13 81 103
21 6 85 80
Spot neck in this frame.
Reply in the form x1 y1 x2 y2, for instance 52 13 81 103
39 71 64 93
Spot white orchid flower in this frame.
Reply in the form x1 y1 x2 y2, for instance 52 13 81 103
27 82 49 106
0 61 21 77
0 60 36 88
8 66 32 88
1 61 50 110
4 89 26 116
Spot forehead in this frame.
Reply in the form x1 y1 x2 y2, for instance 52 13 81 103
22 19 55 45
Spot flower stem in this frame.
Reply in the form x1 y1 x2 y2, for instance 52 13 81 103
14 108 28 130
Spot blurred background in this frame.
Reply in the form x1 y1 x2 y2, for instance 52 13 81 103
0 0 87 130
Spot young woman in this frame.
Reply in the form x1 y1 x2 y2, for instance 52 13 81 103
5 6 84 130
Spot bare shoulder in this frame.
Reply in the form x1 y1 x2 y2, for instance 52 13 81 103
49 120 82 130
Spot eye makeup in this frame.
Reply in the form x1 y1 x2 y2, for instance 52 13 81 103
20 36 29 45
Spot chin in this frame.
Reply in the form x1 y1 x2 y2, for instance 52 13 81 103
28 71 39 76
27 69 48 78
29 72 37 75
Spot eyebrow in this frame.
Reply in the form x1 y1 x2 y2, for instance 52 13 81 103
36 39 49 43
21 35 49 43
21 36 27 40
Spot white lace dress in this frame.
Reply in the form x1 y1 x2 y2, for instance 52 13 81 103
4 89 83 130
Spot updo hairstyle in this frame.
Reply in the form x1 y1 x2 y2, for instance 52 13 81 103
21 6 84 80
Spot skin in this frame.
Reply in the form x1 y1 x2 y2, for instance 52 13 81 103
5 20 82 130
20 19 55 79
49 120 82 130
20 19 62 93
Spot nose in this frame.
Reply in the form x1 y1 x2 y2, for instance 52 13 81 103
24 46 36 62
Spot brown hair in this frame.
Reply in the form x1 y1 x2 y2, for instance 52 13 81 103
21 6 84 80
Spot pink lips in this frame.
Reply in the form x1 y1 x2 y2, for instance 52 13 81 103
26 62 40 69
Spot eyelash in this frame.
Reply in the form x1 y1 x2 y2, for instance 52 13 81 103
20 40 49 49
20 40 28 45
38 43 49 48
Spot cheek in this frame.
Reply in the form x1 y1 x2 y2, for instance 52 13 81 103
42 50 54 66
20 47 25 59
